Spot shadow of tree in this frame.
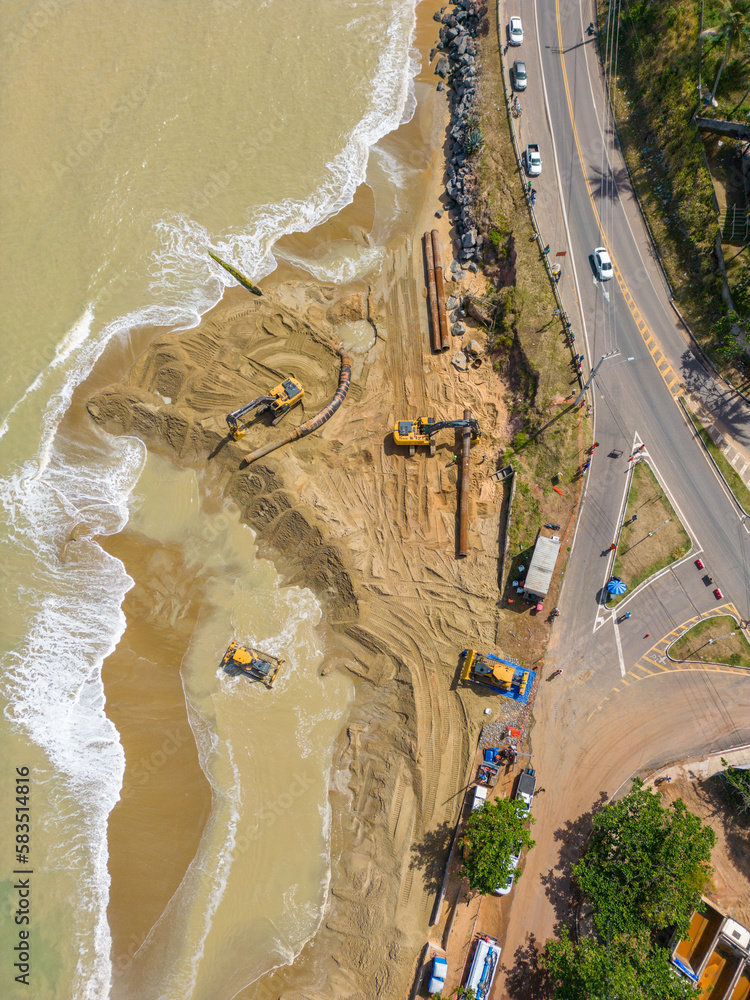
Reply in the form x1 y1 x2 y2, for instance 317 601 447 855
696 772 750 874
408 819 455 896
679 348 750 450
503 934 554 1000
544 791 609 935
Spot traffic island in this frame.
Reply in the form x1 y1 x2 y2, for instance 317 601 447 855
607 461 690 608
668 615 750 669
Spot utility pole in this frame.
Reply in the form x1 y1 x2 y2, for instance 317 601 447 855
573 350 620 407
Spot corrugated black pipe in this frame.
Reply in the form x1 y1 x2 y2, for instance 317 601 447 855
241 344 351 466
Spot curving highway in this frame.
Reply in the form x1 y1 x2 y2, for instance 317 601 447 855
492 0 750 995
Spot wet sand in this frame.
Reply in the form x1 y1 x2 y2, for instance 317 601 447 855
101 530 212 976
88 1 516 995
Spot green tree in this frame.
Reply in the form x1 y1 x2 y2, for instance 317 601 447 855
573 779 715 938
541 928 697 1000
459 795 535 895
719 756 750 816
708 1 750 104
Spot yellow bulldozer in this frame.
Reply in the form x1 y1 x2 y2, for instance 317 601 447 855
226 377 304 439
220 641 283 688
393 416 481 456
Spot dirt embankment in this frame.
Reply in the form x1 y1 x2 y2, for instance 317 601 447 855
87 241 521 996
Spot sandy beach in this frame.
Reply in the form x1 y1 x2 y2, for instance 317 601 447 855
84 2 530 995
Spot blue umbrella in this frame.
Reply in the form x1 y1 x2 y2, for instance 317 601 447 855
607 577 627 595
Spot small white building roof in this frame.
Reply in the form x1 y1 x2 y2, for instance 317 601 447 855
524 534 561 598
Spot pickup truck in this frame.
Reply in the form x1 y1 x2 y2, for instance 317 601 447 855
515 767 536 811
427 955 448 996
525 143 542 176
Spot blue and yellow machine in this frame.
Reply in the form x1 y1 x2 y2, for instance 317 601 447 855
460 649 535 704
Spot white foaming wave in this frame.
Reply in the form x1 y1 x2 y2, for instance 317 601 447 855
51 306 96 368
0 292 207 999
0 426 150 1000
275 243 386 285
0 307 93 442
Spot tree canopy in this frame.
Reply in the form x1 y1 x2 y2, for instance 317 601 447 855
573 778 715 938
541 928 697 1000
459 795 535 895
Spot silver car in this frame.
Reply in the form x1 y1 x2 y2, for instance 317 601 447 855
513 60 527 91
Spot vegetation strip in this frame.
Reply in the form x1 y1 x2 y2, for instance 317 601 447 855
668 614 750 669
607 461 691 607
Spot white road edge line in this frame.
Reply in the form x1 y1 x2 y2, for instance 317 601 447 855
613 615 626 677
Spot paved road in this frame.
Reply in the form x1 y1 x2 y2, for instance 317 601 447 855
491 0 750 996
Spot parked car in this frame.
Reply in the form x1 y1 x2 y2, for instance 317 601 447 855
512 60 527 90
695 558 705 570
714 588 723 600
493 845 521 896
509 16 523 45
515 767 536 812
593 247 613 280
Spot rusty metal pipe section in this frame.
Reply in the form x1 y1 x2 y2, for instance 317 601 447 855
431 230 450 351
458 406 471 558
424 233 442 353
242 344 351 466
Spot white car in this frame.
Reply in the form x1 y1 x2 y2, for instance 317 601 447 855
493 846 521 896
509 16 523 46
593 246 613 281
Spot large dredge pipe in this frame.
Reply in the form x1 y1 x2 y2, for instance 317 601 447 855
431 230 451 351
424 234 442 353
457 407 472 558
241 344 351 466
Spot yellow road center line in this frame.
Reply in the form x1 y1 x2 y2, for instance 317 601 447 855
553 0 681 401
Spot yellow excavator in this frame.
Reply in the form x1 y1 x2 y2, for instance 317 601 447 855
393 416 481 456
226 377 304 439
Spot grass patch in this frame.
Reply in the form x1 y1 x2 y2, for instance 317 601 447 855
684 405 750 513
608 462 691 606
669 615 750 668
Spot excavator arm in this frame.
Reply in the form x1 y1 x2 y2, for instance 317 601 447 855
226 396 275 434
419 418 481 440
